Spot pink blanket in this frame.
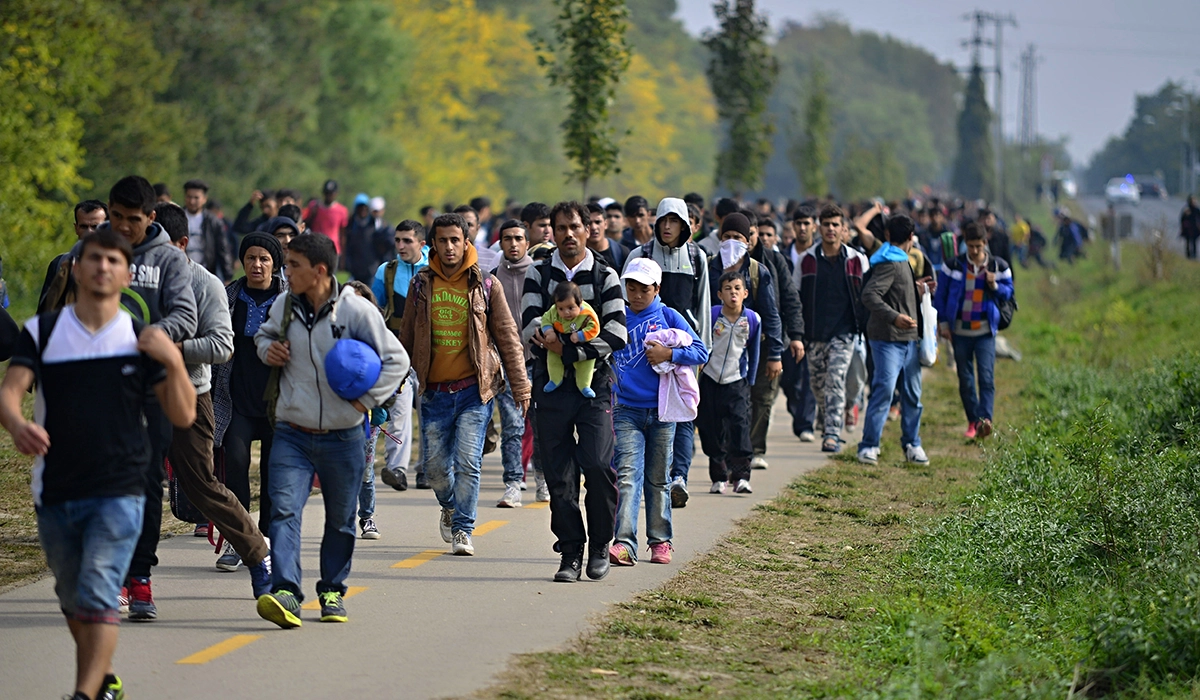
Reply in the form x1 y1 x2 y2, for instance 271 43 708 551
645 329 700 422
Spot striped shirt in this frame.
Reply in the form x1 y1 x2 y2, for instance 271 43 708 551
521 249 627 366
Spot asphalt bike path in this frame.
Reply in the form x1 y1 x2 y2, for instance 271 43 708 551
0 401 831 699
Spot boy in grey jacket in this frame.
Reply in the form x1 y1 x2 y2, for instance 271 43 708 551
254 233 408 628
857 215 933 466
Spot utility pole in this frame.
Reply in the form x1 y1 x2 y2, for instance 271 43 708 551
1018 44 1038 149
992 12 1017 212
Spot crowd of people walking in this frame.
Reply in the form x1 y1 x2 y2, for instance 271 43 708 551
2 176 1028 700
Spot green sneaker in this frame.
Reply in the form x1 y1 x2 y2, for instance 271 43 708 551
319 591 347 623
256 590 302 629
98 674 125 700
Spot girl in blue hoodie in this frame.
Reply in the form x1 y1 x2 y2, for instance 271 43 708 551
608 259 708 566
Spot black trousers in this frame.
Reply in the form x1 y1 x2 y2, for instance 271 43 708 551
129 403 174 579
783 353 816 435
532 371 617 554
222 411 276 536
697 375 753 483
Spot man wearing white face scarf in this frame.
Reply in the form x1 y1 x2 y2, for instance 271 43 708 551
707 213 785 382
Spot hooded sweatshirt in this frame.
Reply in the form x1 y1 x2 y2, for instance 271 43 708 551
624 197 712 349
427 243 478 383
255 280 409 430
492 253 534 362
371 245 429 323
69 222 199 343
612 296 707 409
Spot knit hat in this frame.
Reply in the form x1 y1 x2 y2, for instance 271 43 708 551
324 338 382 401
720 212 751 239
239 232 284 270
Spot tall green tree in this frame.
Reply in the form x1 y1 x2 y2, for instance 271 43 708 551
536 0 631 198
791 62 832 197
703 0 778 196
952 63 994 201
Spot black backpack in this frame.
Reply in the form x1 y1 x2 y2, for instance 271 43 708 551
988 259 1017 331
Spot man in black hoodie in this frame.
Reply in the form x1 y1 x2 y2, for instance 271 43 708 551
103 176 199 620
747 217 805 470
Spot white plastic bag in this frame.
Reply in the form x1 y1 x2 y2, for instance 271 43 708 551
919 289 938 367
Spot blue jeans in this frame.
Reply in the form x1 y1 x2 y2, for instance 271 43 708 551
269 424 365 601
496 384 525 485
952 334 996 423
359 425 379 520
669 420 694 483
859 340 923 450
37 495 145 624
613 405 674 557
420 384 492 535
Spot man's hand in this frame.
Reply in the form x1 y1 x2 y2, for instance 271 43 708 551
265 340 291 367
765 359 783 380
644 341 673 365
517 398 530 417
251 190 264 204
534 328 563 356
894 314 918 330
985 271 997 289
138 326 185 369
938 324 952 340
11 421 50 456
788 339 805 362
916 276 936 295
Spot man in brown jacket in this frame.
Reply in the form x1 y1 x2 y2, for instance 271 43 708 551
399 213 531 555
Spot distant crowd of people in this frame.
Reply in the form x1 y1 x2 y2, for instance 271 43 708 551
4 175 1037 700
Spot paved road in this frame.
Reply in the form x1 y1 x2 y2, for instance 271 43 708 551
0 401 829 699
1076 195 1189 256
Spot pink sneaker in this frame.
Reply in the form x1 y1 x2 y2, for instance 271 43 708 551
649 542 673 564
608 542 635 566
964 422 977 439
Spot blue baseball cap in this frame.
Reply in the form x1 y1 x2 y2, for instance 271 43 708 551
324 339 381 401
354 193 370 208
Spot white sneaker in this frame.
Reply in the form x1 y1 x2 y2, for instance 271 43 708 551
439 508 453 543
904 444 929 464
452 531 474 556
799 430 816 442
733 479 753 494
710 481 726 494
497 483 523 508
519 480 528 491
858 446 880 464
535 473 550 502
750 455 769 470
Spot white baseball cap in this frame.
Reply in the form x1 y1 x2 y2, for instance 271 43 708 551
621 257 662 286
369 196 386 212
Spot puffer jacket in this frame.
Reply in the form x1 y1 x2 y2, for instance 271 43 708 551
399 259 531 405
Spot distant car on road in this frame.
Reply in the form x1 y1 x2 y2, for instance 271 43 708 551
1131 174 1169 199
1105 176 1141 205
1052 171 1078 199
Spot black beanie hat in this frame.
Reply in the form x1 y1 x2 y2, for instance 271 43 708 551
720 212 751 239
239 232 284 271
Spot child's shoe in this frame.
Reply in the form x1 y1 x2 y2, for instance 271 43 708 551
580 387 596 399
544 380 559 392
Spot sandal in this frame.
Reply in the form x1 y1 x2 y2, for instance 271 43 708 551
821 437 842 453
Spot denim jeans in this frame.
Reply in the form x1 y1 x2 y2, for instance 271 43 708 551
495 384 526 485
268 424 365 602
420 384 492 535
613 405 674 557
358 425 379 520
859 340 923 451
38 495 145 624
952 334 996 423
669 420 694 483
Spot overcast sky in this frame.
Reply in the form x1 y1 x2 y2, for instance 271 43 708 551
675 0 1200 167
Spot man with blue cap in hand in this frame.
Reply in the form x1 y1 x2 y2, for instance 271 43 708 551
254 233 408 628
